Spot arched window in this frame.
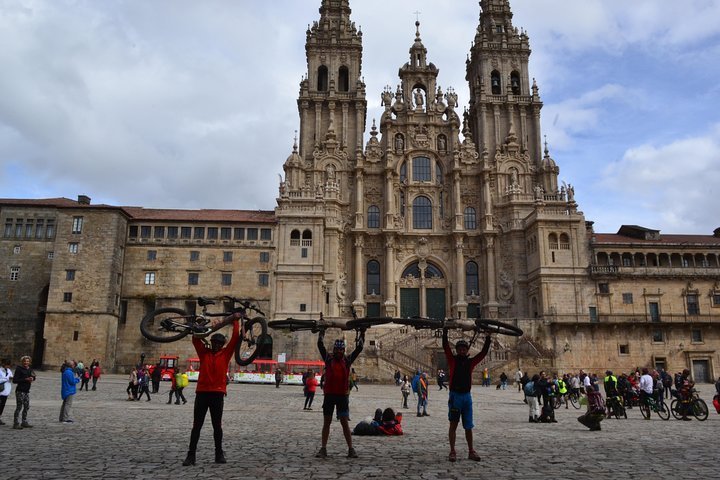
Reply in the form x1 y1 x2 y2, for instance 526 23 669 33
511 71 521 95
367 260 381 295
466 261 479 296
413 157 431 182
412 196 432 229
302 229 312 247
548 233 559 250
559 233 570 250
491 70 501 95
402 261 443 278
368 206 380 229
317 66 328 92
399 161 407 183
338 66 349 92
464 207 477 230
290 229 300 246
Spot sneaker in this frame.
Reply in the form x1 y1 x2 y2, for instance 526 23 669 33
21 422 32 428
347 447 358 458
64 419 74 423
215 451 227 464
468 450 481 462
448 451 457 462
182 452 196 467
422 412 430 417
315 447 327 458
182 400 187 404
13 424 22 429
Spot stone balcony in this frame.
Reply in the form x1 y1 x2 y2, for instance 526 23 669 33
589 264 720 278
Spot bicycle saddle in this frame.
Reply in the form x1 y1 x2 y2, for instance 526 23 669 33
197 297 215 307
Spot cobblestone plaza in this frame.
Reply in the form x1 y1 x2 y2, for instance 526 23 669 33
0 372 717 479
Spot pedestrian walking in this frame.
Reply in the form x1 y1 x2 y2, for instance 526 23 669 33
151 362 162 393
137 368 151 401
304 370 318 410
0 358 13 425
79 366 91 391
91 362 102 391
59 360 80 423
175 370 188 404
400 375 411 409
417 372 429 417
275 368 283 388
126 367 138 401
12 355 36 429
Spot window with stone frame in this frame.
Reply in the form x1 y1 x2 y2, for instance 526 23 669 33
598 283 610 294
221 273 232 286
181 227 192 239
713 293 720 307
466 261 479 296
188 272 199 286
223 251 233 262
140 226 151 238
10 266 20 281
463 207 477 230
3 219 11 238
71 216 83 234
619 344 630 355
412 157 432 182
260 252 270 263
147 250 157 261
66 269 75 281
258 273 269 287
686 294 700 315
35 219 44 238
46 219 55 238
622 293 633 304
69 243 79 254
220 227 232 240
154 226 165 239
234 228 245 240
260 228 272 241
144 272 156 285
190 251 200 261
63 292 73 302
367 206 380 229
652 329 664 342
194 227 205 239
367 260 381 295
167 226 178 239
13 245 20 254
412 196 432 229
691 329 703 343
207 227 218 240
247 228 258 241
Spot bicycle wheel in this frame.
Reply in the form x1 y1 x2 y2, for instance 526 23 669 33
639 403 651 419
235 317 269 366
345 317 393 330
140 307 192 343
267 319 317 332
474 319 523 337
392 317 444 330
552 396 562 409
656 401 670 421
569 393 580 409
670 399 682 420
692 399 709 421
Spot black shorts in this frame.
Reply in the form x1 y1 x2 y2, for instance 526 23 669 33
322 394 350 418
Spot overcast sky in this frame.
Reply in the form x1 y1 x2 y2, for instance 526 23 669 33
1 0 718 234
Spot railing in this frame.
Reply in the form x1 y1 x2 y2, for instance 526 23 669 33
590 265 720 277
545 314 720 324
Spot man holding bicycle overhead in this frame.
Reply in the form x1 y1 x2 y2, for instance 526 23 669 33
442 329 491 462
183 312 243 467
315 328 364 459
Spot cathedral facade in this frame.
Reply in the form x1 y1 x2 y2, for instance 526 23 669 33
2 0 719 381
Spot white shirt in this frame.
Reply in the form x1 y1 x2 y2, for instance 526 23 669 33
0 367 12 396
583 375 591 388
639 374 654 394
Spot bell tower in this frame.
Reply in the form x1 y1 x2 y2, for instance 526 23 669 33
274 0 367 321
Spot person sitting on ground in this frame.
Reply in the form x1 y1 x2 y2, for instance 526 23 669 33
352 408 403 436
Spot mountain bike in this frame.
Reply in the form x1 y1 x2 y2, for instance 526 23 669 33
670 389 708 421
638 394 670 420
140 296 268 366
268 310 392 333
395 316 523 347
553 390 582 410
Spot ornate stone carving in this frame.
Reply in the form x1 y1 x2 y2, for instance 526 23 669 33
498 270 514 302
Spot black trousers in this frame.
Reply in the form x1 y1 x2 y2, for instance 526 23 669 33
188 392 224 453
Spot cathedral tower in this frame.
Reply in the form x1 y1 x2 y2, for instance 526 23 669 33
274 0 367 320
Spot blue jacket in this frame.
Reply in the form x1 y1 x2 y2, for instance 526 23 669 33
61 366 79 400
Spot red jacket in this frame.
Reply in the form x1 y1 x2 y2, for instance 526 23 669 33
306 376 318 393
192 321 239 394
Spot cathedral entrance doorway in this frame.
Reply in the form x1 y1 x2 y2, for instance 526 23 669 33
398 261 447 320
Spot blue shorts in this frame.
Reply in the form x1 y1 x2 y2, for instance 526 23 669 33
448 391 474 429
322 394 350 418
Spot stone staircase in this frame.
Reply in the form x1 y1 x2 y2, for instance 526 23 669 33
366 325 514 379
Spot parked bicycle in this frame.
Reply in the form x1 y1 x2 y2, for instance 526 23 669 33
140 296 268 366
670 389 708 421
639 394 670 420
605 395 627 419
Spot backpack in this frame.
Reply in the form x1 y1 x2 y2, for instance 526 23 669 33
411 375 420 393
176 373 188 388
523 381 535 396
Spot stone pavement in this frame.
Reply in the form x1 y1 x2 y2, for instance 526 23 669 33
0 371 717 480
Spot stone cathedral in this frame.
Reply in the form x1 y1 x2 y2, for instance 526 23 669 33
2 0 719 381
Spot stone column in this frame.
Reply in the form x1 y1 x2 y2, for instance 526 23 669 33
384 236 397 316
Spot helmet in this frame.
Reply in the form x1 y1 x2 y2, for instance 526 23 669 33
455 340 469 350
605 370 613 376
210 333 227 344
333 339 346 350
